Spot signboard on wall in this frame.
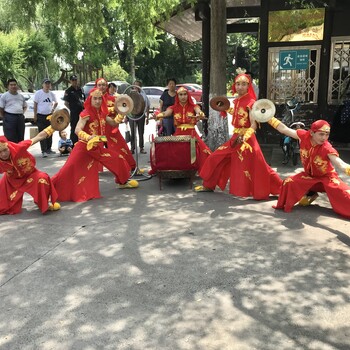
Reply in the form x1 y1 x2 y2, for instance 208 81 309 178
279 49 310 70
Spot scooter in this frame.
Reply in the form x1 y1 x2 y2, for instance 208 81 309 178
281 121 305 165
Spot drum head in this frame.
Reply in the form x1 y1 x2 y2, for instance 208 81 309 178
210 96 230 112
251 99 276 123
129 90 145 115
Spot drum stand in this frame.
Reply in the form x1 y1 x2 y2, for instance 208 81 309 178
122 84 152 181
129 118 152 181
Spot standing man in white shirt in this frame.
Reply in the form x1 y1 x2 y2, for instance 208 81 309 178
34 78 58 157
0 79 27 143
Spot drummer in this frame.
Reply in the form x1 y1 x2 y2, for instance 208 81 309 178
195 72 282 199
156 87 211 171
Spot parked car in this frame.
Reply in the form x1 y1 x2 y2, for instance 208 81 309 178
51 90 67 110
184 83 202 90
82 80 129 97
24 94 35 124
176 83 202 102
143 86 165 110
20 92 34 102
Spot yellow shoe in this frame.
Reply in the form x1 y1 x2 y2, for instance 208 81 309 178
48 202 61 211
298 193 318 206
119 179 139 189
194 185 213 192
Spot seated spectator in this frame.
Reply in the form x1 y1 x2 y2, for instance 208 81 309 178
58 130 73 156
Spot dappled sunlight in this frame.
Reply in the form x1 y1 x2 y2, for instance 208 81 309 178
1 155 350 348
98 243 124 257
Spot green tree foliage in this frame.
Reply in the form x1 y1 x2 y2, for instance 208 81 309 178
226 33 259 91
2 0 195 88
19 31 55 90
134 33 202 86
102 62 129 82
0 31 25 91
269 8 325 42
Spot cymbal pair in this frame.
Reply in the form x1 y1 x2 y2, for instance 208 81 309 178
210 96 276 123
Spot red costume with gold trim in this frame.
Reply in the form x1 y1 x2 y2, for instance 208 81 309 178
0 137 58 214
104 93 136 169
274 121 350 218
94 78 136 169
199 74 282 199
167 88 211 171
52 89 131 202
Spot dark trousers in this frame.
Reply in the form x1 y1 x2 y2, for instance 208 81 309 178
162 116 175 136
129 116 146 150
36 113 52 153
69 110 81 145
3 112 25 143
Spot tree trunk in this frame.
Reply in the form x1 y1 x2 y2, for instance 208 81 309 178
206 0 228 151
129 30 136 82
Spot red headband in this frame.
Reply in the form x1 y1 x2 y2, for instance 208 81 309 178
175 86 196 107
231 74 257 100
95 77 108 86
310 120 330 133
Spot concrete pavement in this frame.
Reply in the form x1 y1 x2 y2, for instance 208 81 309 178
1 122 350 350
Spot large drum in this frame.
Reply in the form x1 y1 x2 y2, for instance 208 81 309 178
150 135 199 172
150 135 199 189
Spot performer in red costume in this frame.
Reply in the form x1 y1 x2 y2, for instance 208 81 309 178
95 78 136 169
267 118 350 218
52 89 138 202
195 73 282 199
0 129 60 215
156 87 211 171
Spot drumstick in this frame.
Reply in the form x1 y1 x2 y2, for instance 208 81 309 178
190 115 208 120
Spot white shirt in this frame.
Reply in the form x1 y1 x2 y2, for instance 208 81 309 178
0 92 27 114
34 89 57 114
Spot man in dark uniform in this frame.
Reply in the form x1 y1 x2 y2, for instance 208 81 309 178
64 75 85 144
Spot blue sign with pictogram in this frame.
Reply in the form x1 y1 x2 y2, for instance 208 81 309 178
279 49 309 70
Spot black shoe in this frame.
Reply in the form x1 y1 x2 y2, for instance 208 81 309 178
47 149 56 154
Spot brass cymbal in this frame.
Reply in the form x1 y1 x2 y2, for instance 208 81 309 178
251 99 276 123
210 96 230 111
115 94 134 115
50 109 70 131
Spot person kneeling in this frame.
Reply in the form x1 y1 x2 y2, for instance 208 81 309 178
268 118 350 219
0 129 60 215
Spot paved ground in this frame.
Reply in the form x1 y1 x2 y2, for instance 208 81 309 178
1 122 350 350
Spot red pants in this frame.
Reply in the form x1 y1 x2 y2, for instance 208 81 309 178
274 171 350 219
52 141 131 202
